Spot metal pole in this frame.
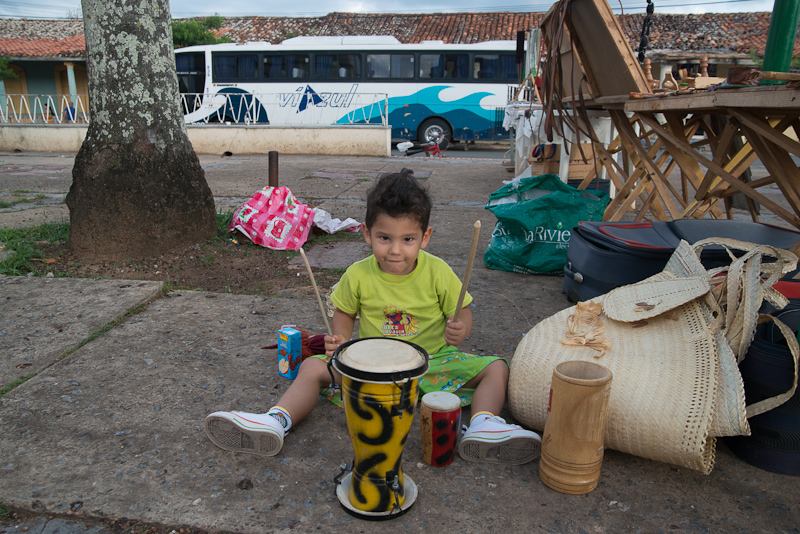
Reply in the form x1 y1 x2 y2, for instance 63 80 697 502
268 151 279 188
761 0 800 84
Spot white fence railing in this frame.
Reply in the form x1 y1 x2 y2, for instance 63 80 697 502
179 92 388 126
0 94 89 124
0 93 389 127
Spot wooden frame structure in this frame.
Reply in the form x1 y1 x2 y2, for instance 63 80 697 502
611 87 800 229
541 0 800 232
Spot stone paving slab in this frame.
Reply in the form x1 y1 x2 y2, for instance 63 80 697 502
0 205 70 229
286 241 371 271
0 276 162 387
0 517 106 534
1 289 798 533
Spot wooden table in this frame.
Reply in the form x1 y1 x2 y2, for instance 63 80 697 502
589 85 800 231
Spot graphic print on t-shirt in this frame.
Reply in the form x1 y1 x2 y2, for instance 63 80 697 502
381 304 419 338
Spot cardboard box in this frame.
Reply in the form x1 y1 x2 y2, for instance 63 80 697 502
277 326 303 379
527 142 598 180
528 159 559 176
566 143 595 163
567 161 598 182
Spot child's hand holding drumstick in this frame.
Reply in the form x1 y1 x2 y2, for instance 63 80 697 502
446 220 480 346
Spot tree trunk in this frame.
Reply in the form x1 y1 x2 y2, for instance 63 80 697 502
67 0 216 260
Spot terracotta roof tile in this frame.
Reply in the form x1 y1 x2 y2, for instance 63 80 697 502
0 18 84 59
0 12 794 60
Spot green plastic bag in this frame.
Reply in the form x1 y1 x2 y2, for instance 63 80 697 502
484 174 609 275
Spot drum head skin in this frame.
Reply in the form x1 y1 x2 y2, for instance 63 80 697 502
421 391 462 412
333 338 429 383
336 472 418 520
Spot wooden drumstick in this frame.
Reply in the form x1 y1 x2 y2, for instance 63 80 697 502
298 247 333 336
453 220 481 322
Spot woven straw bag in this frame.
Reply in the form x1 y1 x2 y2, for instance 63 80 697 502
508 238 799 474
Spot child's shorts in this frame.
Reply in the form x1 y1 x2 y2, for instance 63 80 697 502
310 345 506 408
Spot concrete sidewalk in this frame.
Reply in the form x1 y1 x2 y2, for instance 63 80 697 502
1 151 798 534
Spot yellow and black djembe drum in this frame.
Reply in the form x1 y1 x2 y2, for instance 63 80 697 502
331 337 429 519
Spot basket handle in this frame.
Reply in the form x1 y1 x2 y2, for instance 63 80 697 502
745 314 799 418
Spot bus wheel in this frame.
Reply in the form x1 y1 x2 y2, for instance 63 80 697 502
419 118 452 144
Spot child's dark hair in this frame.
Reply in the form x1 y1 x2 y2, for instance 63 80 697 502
365 168 432 230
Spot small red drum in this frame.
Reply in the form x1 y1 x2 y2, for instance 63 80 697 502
420 391 462 467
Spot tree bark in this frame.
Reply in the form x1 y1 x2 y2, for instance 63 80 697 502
67 0 216 260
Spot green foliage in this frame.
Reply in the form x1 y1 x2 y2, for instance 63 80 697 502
1 375 32 396
216 211 234 237
172 14 233 49
0 222 69 276
750 49 800 70
0 56 18 81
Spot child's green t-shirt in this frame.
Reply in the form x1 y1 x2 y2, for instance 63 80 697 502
330 250 473 356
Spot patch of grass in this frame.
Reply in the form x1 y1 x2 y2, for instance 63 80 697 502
0 191 50 208
245 282 270 295
0 197 30 209
201 253 215 266
176 283 204 291
162 276 177 295
326 267 348 276
0 375 33 397
0 221 69 276
309 230 364 245
216 211 234 237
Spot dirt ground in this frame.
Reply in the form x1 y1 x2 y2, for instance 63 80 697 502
27 227 362 297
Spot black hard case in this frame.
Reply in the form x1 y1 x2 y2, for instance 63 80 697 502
563 220 800 303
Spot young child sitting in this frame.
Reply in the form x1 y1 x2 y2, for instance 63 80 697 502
205 169 541 464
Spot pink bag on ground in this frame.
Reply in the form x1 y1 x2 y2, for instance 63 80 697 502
230 186 315 250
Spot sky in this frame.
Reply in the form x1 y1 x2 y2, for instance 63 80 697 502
0 0 778 19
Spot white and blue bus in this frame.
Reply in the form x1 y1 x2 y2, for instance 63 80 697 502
175 35 519 142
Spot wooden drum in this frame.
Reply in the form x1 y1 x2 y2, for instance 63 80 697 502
420 391 462 467
539 360 613 495
331 337 429 519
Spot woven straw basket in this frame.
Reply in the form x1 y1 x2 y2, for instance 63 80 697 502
509 239 799 474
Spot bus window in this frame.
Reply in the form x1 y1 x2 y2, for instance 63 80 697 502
394 54 414 78
263 55 284 78
263 54 309 79
289 54 309 79
366 55 390 78
176 52 205 94
419 54 441 79
420 54 468 79
315 54 362 79
473 54 516 80
366 54 414 79
444 54 468 79
238 55 258 79
213 54 258 81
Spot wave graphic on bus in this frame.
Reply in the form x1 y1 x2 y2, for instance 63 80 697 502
336 85 499 141
216 87 269 123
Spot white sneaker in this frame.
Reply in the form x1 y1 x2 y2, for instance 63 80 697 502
458 415 541 465
204 411 284 457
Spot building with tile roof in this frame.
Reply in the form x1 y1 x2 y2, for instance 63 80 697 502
0 11 791 122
